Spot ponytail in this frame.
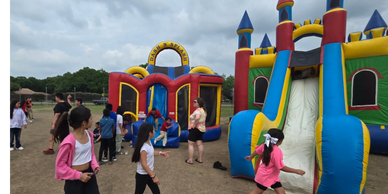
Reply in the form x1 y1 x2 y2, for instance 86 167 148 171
261 128 285 166
53 106 92 143
53 112 70 143
262 143 273 166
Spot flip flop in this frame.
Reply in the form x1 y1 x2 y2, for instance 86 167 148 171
185 159 193 165
109 161 113 165
195 158 203 163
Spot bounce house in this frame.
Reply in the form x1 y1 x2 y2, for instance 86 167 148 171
229 0 388 193
108 41 223 148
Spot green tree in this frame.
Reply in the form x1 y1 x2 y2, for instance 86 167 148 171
222 74 235 100
10 82 21 92
139 63 148 69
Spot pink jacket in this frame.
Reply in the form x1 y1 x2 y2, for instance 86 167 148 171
55 130 99 181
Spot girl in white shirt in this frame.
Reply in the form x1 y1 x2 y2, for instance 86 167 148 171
131 123 171 194
10 100 27 151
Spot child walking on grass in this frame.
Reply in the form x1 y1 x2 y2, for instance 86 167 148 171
132 123 171 194
54 106 100 194
245 128 305 194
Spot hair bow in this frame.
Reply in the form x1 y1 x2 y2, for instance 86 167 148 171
263 134 278 147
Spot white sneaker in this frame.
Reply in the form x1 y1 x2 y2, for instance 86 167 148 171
10 147 14 151
17 147 24 150
102 157 108 162
29 120 33 123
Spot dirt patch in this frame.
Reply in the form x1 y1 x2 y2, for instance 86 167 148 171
10 109 387 194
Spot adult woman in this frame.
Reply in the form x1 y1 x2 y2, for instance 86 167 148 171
185 97 207 164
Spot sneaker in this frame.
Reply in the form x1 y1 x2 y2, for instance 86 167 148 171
113 156 117 161
116 152 123 155
43 148 54 154
10 147 14 151
29 120 33 123
17 146 24 150
102 157 108 162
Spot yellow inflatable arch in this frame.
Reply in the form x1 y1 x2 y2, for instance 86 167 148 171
189 66 215 74
125 66 150 79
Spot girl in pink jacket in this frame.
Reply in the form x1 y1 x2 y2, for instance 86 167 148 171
54 106 100 194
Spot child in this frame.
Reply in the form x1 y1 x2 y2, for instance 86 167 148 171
54 106 100 194
131 123 171 194
98 109 115 165
10 100 27 151
26 97 34 122
123 116 132 146
154 117 172 147
115 106 125 155
93 122 100 142
20 100 29 122
245 128 305 194
145 107 165 128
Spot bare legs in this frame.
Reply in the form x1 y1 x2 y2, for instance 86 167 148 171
249 187 285 194
187 140 195 163
187 140 204 163
196 140 204 162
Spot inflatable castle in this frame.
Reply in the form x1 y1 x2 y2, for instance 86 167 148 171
229 0 388 193
108 41 223 148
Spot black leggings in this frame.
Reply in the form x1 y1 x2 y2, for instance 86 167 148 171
64 166 100 194
135 173 160 194
98 138 114 162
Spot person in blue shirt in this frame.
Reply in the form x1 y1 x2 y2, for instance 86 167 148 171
103 103 118 161
98 109 115 165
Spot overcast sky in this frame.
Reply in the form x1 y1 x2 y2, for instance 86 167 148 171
10 0 388 79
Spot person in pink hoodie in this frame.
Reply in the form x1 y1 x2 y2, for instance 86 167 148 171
54 106 100 194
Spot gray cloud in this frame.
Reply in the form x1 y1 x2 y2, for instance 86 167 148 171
10 0 388 79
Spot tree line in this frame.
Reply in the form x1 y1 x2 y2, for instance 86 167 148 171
10 67 109 94
10 65 235 100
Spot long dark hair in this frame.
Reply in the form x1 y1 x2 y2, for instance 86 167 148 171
10 100 19 119
53 106 91 143
116 106 125 116
132 123 154 163
195 97 207 112
262 128 284 166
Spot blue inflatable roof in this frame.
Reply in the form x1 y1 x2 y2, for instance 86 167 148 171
364 10 387 32
237 11 254 32
260 33 272 48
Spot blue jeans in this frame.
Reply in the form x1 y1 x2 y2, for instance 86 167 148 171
10 128 22 148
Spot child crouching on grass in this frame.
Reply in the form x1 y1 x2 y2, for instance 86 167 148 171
132 123 171 194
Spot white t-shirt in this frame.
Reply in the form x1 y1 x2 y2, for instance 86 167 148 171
137 141 154 175
116 115 123 134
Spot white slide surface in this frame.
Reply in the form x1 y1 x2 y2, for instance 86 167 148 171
278 77 319 194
